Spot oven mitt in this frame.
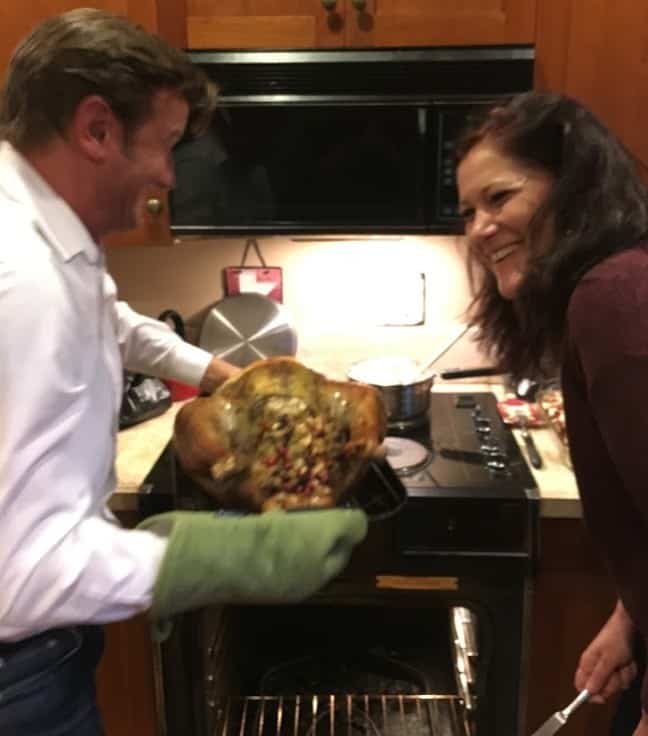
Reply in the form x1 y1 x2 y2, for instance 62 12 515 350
137 508 367 624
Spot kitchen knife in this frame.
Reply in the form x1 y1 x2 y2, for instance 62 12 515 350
519 417 543 469
530 690 589 736
439 367 502 379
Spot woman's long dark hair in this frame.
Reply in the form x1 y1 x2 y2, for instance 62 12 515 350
456 91 648 378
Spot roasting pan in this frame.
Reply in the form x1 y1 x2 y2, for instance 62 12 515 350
210 457 407 523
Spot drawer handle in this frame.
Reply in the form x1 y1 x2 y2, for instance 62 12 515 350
321 0 336 9
351 0 367 9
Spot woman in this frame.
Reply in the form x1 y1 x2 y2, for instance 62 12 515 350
454 91 648 735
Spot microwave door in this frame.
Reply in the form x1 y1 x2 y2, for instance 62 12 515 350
170 102 428 235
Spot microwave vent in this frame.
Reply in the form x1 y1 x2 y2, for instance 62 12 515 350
189 47 534 99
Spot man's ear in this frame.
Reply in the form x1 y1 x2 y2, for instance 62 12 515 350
69 95 121 163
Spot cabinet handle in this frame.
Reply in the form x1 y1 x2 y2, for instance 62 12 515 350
351 0 367 9
146 197 164 216
321 0 336 9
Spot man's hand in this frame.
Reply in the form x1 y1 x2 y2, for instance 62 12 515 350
199 356 240 394
575 600 637 702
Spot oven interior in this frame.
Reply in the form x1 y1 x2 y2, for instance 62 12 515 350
161 599 484 736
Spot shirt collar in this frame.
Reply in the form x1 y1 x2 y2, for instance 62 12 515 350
0 141 101 264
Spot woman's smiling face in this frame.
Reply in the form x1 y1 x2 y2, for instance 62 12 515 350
456 140 555 300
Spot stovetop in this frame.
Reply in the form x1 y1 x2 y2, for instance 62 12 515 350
138 391 539 561
386 392 538 501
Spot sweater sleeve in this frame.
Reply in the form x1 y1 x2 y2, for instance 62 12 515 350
565 250 648 710
567 263 648 522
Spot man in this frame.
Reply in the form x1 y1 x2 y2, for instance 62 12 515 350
0 10 367 735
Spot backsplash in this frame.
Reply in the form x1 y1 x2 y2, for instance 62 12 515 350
106 234 492 379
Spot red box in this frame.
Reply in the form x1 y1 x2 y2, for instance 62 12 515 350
223 266 283 303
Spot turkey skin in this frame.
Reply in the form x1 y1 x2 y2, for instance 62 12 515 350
173 357 386 512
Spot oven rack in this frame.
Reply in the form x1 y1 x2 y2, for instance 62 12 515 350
208 694 471 736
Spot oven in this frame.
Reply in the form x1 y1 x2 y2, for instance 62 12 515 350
138 391 539 736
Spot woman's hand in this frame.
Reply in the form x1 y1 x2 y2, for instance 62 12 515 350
633 712 648 736
575 600 637 703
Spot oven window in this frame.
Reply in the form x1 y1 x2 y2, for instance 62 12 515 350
170 104 425 232
201 604 472 736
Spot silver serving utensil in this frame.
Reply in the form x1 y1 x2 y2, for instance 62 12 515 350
530 690 590 736
416 324 470 379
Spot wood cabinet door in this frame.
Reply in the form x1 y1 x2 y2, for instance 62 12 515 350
186 0 346 49
0 1 165 73
97 615 159 736
103 190 175 248
535 0 648 168
346 0 536 48
527 518 618 736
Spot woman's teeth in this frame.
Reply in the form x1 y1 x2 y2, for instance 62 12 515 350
491 244 517 264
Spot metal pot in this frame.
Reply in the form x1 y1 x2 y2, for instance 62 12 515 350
347 358 500 424
378 377 434 424
346 357 432 423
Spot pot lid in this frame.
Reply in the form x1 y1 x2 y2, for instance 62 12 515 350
199 293 298 367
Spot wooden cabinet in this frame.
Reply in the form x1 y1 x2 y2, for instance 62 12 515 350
346 0 536 48
2 2 117 72
0 1 180 84
186 0 345 49
535 0 648 168
97 615 159 736
526 518 620 736
103 191 175 248
186 0 536 49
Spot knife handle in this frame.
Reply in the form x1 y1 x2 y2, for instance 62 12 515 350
522 430 543 469
440 367 501 379
561 690 590 719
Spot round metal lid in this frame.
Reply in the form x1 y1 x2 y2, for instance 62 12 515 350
199 293 298 367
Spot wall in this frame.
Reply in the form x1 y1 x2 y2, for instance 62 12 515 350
106 234 492 379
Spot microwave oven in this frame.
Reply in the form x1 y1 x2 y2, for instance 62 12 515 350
170 47 534 236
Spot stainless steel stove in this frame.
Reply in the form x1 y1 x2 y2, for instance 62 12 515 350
138 391 539 736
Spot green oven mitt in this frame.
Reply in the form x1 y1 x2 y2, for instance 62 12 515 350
137 508 367 622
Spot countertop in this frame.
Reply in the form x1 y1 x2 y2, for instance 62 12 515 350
111 382 581 518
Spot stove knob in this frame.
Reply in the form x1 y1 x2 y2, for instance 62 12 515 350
475 424 492 436
480 442 501 455
474 417 491 429
486 458 507 471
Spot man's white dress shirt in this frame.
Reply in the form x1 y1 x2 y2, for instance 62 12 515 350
0 141 212 640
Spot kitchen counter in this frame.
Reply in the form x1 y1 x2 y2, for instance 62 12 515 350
111 401 187 513
110 383 581 518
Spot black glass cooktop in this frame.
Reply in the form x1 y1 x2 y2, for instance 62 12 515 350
386 392 538 501
137 392 539 559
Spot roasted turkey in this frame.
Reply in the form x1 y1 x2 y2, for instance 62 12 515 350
173 357 386 512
